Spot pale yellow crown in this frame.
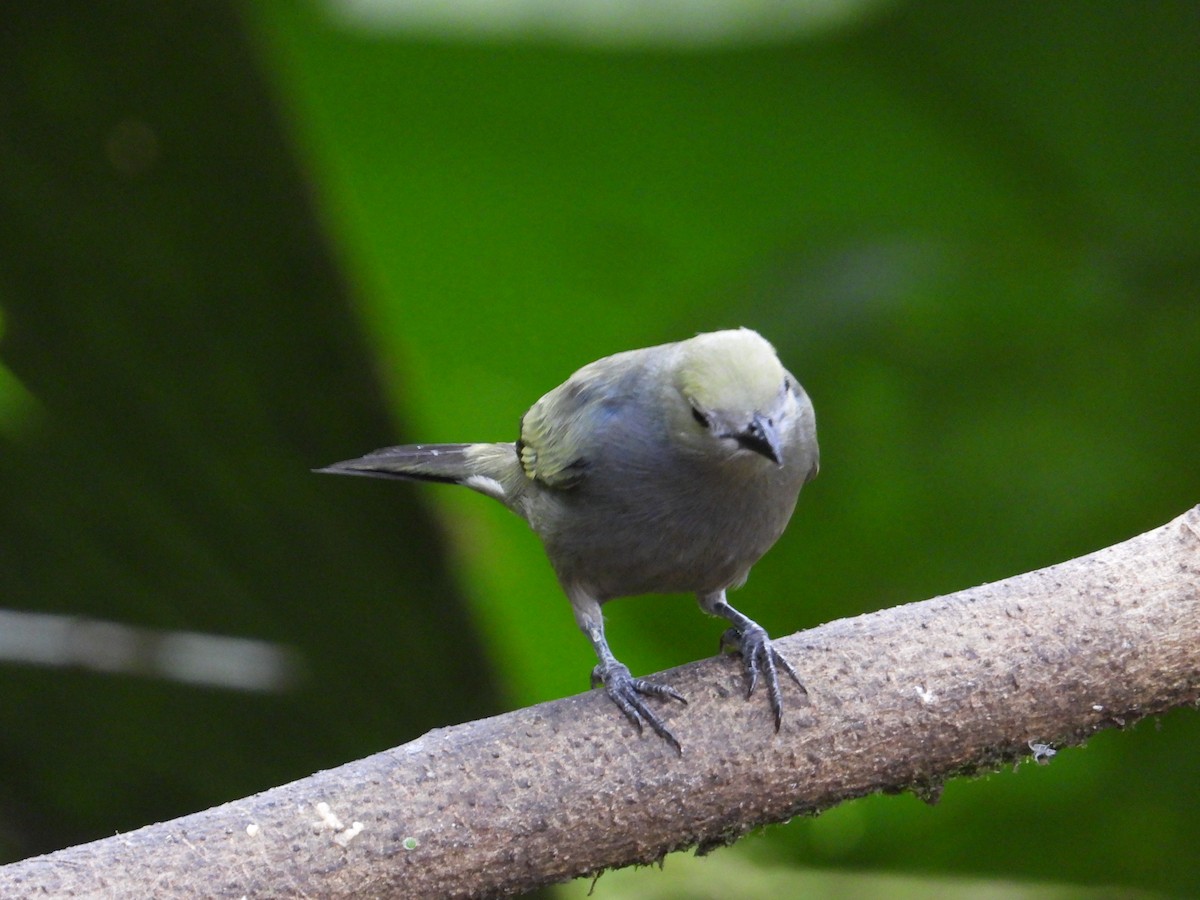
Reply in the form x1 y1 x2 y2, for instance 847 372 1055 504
677 328 784 413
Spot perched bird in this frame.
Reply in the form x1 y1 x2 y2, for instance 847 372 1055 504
318 328 819 752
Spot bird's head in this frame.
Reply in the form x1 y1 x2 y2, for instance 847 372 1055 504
674 328 796 465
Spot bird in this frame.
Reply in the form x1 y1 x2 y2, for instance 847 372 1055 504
317 328 819 752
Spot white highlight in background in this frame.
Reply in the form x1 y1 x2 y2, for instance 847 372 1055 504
325 0 888 48
0 610 300 692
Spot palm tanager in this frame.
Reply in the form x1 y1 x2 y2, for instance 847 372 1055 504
318 327 819 752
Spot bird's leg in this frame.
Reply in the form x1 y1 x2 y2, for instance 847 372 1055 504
698 590 805 730
571 593 686 753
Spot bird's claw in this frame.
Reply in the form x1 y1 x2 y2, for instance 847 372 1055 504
592 661 686 754
720 624 805 730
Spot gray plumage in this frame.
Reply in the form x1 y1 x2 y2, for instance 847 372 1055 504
318 328 819 752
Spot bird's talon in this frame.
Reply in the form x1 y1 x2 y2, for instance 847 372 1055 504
723 623 804 728
745 661 760 698
778 652 804 689
594 662 685 754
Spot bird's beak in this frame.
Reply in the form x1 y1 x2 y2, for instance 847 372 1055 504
734 413 782 465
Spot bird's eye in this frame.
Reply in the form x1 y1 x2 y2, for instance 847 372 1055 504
691 406 710 428
783 377 792 392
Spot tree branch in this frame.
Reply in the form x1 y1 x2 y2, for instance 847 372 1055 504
4 506 1199 898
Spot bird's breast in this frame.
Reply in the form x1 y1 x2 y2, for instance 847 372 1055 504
534 449 804 600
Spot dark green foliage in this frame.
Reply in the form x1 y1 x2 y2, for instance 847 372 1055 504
0 1 499 863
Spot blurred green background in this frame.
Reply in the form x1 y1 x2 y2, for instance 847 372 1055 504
1 0 1197 896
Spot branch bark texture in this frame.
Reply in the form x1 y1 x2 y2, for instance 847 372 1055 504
4 506 1199 898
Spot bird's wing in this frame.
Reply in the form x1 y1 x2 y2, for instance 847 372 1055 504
517 386 594 490
517 356 638 490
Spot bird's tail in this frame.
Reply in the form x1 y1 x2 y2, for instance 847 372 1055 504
315 443 520 504
315 444 480 484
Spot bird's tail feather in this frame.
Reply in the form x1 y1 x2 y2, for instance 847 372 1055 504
315 444 477 484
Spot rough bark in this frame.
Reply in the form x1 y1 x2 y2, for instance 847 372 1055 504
3 506 1198 898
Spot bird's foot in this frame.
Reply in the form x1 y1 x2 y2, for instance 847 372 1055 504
591 661 686 754
720 624 805 730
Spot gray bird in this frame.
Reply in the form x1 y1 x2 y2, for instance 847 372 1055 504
318 328 819 752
